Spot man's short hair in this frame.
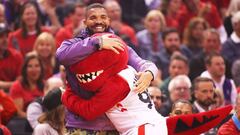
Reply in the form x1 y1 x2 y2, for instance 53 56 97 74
162 27 179 41
204 52 223 65
168 75 191 92
192 77 215 91
170 53 189 66
86 3 105 12
171 99 193 112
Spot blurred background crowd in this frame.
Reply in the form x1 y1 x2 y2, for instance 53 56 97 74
0 0 240 134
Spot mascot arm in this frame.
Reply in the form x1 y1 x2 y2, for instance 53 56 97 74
56 37 99 66
62 75 130 120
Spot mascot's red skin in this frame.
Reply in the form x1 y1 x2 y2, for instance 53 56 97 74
63 33 233 135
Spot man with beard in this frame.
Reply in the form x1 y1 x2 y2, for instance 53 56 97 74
192 77 217 135
193 77 215 113
158 28 191 79
200 52 237 105
56 3 157 135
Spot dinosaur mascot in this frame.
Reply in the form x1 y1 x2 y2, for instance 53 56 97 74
63 33 232 135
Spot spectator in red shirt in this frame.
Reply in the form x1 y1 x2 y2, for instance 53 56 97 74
55 3 86 48
0 23 23 91
218 93 240 134
179 0 227 43
10 53 44 118
7 1 50 57
160 0 183 29
0 90 17 125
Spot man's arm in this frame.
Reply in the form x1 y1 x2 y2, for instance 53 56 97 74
56 34 125 66
56 37 99 66
127 47 158 92
62 76 130 121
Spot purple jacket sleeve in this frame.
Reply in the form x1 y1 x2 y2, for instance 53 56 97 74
56 37 99 66
56 37 157 79
127 47 158 80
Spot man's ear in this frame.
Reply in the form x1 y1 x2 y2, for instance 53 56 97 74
83 19 86 25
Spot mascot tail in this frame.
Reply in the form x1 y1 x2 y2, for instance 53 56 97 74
166 105 232 135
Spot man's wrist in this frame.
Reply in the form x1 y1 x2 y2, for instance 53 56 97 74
145 70 154 81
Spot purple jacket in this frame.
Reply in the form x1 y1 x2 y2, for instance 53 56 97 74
56 29 158 130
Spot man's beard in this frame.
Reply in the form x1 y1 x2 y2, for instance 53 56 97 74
198 98 214 107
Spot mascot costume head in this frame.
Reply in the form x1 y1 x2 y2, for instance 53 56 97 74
68 33 232 135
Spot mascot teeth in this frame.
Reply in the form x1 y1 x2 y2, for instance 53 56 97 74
76 70 103 83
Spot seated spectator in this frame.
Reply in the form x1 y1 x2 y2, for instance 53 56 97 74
192 77 215 113
179 0 227 43
211 89 224 110
223 0 240 37
160 53 189 97
0 90 15 135
27 77 64 129
0 23 23 91
183 17 209 57
218 93 240 134
9 53 44 118
148 86 164 113
137 10 165 61
103 0 138 46
222 11 240 66
158 28 191 79
192 77 217 135
232 59 240 92
160 0 183 29
189 28 229 81
169 99 193 116
55 3 86 48
7 1 50 57
33 32 59 79
201 52 237 105
159 75 191 116
33 88 65 135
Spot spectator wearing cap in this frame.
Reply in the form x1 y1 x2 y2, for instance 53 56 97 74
33 88 65 135
27 77 64 129
0 23 23 91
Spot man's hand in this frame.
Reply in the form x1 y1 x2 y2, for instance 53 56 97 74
134 71 153 93
98 34 125 54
